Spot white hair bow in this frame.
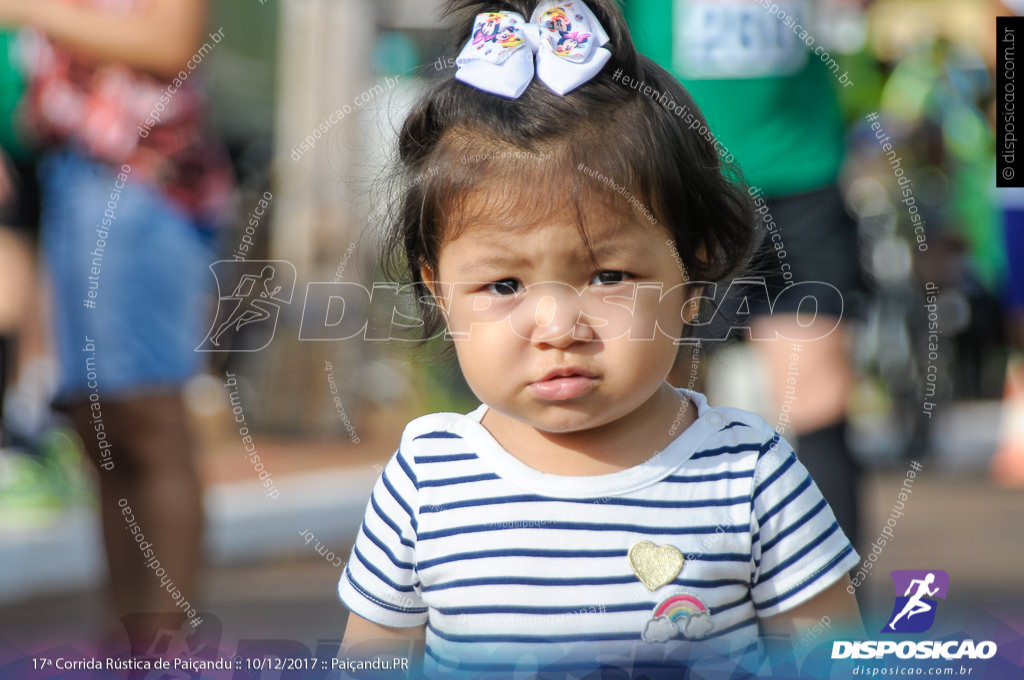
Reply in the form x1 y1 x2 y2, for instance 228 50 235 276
454 1 612 99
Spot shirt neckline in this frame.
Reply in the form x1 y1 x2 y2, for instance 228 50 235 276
443 387 724 498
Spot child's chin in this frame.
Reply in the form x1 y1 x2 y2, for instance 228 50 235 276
526 409 615 434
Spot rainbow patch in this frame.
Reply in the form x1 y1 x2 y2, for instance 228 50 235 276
654 594 707 623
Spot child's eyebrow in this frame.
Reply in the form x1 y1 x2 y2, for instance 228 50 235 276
588 239 654 260
453 239 654 276
454 254 530 276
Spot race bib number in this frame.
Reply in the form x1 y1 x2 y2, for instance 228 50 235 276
673 0 810 79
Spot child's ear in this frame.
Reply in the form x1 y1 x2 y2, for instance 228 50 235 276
683 242 711 324
419 261 449 317
419 261 436 297
682 284 703 324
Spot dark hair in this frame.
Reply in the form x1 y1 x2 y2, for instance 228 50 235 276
381 0 756 343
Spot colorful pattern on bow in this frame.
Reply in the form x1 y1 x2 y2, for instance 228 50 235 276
465 12 527 63
538 5 593 60
454 0 612 99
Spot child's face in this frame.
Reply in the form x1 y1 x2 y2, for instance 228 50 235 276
421 202 695 435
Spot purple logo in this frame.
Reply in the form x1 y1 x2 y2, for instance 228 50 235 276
882 569 949 634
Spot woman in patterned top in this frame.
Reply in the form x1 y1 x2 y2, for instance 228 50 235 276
0 0 232 649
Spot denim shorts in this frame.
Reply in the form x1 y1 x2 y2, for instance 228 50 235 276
40 148 219 402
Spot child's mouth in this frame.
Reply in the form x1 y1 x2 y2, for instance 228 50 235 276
528 369 599 401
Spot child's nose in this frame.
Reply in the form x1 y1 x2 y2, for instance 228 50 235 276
512 282 595 347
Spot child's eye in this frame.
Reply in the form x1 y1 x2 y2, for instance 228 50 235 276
590 270 632 286
482 278 521 296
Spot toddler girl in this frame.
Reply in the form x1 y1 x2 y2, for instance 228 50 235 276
338 0 862 676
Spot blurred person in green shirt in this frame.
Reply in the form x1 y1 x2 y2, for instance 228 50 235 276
625 0 870 549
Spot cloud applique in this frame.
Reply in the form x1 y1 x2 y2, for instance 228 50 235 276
642 615 678 643
681 611 714 640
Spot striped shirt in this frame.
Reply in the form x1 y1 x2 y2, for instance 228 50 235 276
338 388 858 677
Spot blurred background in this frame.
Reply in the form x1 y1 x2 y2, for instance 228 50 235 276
0 0 1020 666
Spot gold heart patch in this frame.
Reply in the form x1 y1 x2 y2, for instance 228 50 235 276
628 541 684 591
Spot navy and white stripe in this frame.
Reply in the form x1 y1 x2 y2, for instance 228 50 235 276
337 389 859 674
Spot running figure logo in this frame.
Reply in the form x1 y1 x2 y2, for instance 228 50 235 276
196 260 296 352
882 570 949 634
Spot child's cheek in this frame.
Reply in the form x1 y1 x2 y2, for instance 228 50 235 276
448 294 517 340
655 283 688 339
583 283 687 342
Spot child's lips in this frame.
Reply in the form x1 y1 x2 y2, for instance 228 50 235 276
528 372 599 401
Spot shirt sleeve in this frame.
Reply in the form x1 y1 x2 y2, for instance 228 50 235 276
337 445 428 627
748 430 860 618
